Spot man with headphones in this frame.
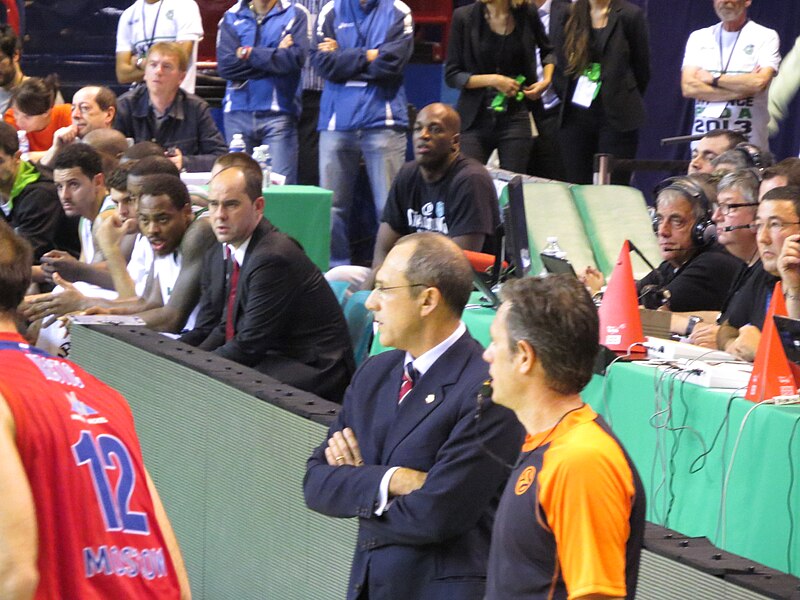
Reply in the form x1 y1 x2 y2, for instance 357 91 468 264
636 174 743 312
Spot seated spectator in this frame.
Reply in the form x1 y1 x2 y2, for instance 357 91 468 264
121 141 168 163
0 25 24 114
4 77 72 160
759 158 800 197
327 103 499 292
180 156 355 402
0 122 79 266
688 129 746 175
38 86 117 169
114 42 228 172
682 169 760 344
635 175 743 312
216 0 308 183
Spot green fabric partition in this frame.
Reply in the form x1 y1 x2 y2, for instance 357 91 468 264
519 182 598 276
582 362 800 577
570 184 661 278
70 325 355 600
262 185 332 271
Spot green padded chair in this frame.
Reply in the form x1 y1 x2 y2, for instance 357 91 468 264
569 184 661 279
343 290 375 366
513 181 599 276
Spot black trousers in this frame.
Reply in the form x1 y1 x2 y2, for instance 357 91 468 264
297 89 321 186
460 105 533 174
559 101 639 185
527 104 566 181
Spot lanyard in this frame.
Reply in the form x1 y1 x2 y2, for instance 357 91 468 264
141 0 164 51
717 21 745 75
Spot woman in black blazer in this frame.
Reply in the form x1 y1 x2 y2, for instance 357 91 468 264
445 0 555 173
550 0 650 185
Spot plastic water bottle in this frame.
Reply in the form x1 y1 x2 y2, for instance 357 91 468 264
252 146 268 190
540 236 567 275
229 133 246 154
541 237 567 260
260 144 272 188
17 130 29 159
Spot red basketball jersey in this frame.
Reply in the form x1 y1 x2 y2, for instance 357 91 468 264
0 333 182 599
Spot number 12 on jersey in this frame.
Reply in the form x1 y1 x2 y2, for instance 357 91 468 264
72 430 150 535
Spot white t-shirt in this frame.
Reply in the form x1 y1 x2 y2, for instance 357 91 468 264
116 0 204 94
682 20 781 151
152 249 199 332
126 233 155 297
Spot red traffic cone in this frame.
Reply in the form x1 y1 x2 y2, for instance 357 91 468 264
746 282 797 402
598 241 645 353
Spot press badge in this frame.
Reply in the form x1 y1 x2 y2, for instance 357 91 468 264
572 63 602 108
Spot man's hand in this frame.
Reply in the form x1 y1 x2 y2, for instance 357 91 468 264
21 274 88 326
388 468 427 497
278 34 294 49
40 250 81 283
365 49 379 62
689 322 719 349
52 124 79 151
726 325 761 362
579 266 605 295
317 37 339 53
779 234 800 294
166 147 183 171
325 427 364 467
97 212 139 256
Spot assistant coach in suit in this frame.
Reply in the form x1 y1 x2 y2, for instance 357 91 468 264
179 158 354 402
304 232 524 600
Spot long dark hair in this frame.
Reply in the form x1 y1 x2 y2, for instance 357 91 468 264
564 0 591 76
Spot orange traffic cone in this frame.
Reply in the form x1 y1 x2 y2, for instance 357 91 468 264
598 241 645 353
746 282 797 402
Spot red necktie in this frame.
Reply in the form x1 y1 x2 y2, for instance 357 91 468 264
398 363 417 403
225 246 240 342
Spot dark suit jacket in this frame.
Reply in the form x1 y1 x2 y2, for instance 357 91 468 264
549 0 650 132
304 332 524 600
180 219 355 402
445 1 555 131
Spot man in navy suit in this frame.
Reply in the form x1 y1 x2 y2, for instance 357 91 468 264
304 232 523 600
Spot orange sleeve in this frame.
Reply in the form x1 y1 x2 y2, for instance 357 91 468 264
4 108 15 127
538 424 636 600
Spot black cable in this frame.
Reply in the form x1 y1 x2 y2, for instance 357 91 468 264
688 392 739 474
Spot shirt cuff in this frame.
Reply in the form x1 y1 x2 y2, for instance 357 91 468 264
375 466 400 515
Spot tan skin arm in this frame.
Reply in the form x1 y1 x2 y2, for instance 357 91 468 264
0 391 39 600
681 66 746 103
144 469 191 599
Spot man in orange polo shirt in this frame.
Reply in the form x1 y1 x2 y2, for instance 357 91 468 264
483 275 645 600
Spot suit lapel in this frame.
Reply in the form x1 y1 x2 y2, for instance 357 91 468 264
469 3 485 74
381 334 474 463
600 1 622 56
232 220 268 325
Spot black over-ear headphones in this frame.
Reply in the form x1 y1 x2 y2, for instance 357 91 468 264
652 176 717 247
732 142 768 172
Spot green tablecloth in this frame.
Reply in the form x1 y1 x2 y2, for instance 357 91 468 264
263 185 331 271
582 362 800 576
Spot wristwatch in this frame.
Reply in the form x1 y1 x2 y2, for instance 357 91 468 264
711 75 721 88
685 315 702 336
135 55 146 70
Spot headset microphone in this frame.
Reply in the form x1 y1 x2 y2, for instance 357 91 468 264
473 379 514 469
722 224 753 232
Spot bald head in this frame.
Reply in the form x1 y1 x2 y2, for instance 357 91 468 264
395 232 473 316
83 128 129 159
413 103 461 176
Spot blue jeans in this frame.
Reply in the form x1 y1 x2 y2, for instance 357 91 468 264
224 111 299 184
319 128 407 266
